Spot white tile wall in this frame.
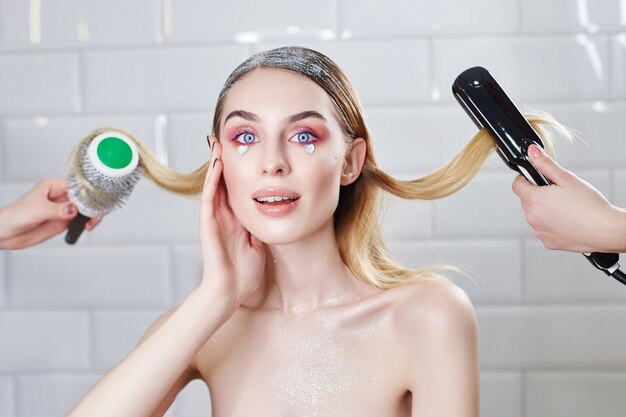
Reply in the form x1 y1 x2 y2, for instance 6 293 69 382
16 374 102 417
171 246 202 305
434 171 531 237
1 1 625 416
365 105 478 172
480 373 522 417
8 246 171 307
614 34 626 98
342 0 518 37
526 372 626 417
3 114 159 180
0 376 16 417
0 53 80 115
92 310 164 370
521 0 626 33
478 306 626 368
389 238 522 302
0 251 6 307
0 311 88 371
166 0 337 44
432 36 610 102
0 0 162 50
82 46 249 112
532 102 626 169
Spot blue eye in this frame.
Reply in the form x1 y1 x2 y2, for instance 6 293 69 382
234 132 258 144
291 132 315 143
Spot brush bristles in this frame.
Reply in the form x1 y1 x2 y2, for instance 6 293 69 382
68 140 142 218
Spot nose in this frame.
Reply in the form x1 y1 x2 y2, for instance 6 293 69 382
260 140 290 176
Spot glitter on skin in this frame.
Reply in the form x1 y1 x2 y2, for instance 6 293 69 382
304 143 315 155
238 145 248 156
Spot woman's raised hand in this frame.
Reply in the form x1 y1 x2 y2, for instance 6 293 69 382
199 137 266 307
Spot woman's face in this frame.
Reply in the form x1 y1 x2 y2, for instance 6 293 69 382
218 68 358 244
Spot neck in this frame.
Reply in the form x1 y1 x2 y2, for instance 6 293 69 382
247 221 376 315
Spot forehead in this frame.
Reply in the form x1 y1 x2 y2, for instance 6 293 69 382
222 68 335 116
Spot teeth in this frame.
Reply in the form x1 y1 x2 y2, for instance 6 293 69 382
255 196 298 203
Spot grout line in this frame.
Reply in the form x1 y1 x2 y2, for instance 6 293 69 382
12 373 19 417
521 370 527 417
520 237 526 303
76 50 84 114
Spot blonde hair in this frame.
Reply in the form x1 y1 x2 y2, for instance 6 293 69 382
71 47 567 289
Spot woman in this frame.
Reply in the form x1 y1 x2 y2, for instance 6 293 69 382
66 46 503 417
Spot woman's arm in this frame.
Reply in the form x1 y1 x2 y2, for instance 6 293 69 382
404 279 479 417
66 139 266 417
66 287 235 417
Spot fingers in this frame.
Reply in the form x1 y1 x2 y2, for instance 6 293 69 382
44 178 70 200
512 174 535 201
201 137 223 224
528 144 571 185
85 217 102 231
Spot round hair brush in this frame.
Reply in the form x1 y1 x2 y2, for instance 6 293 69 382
65 129 142 244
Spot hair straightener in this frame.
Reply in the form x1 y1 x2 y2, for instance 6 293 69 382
452 66 626 286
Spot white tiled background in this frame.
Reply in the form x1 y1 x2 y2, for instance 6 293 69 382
0 1 625 416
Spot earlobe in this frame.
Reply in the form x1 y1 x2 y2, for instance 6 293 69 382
341 137 366 186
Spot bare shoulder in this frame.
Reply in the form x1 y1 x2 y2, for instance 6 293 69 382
385 277 477 346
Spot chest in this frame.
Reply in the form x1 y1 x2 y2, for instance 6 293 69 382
197 312 410 416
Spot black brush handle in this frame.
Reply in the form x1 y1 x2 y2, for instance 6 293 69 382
65 213 90 244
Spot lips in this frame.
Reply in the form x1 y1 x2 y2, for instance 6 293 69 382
251 188 300 217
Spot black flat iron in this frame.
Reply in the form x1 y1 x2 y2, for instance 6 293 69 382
452 66 626 286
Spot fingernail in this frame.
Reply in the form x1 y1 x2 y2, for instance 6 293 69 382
206 135 211 148
528 144 543 159
212 158 218 169
66 204 77 215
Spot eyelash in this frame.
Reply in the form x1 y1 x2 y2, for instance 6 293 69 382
230 129 320 145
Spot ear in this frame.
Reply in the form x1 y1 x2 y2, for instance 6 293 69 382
341 137 366 186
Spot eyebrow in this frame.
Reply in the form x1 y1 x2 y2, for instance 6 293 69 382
223 110 328 125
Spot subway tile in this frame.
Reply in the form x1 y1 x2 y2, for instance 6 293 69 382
83 46 249 112
613 34 626 98
0 311 88 371
167 0 336 43
365 106 479 173
168 113 213 175
17 374 102 417
0 252 6 307
170 379 212 417
0 376 16 417
93 310 165 370
0 0 161 50
257 41 430 105
525 240 626 302
477 305 626 368
87 181 199 244
171 246 202 305
521 0 625 33
8 246 170 307
434 171 530 238
527 101 626 169
433 36 610 102
342 0 517 37
388 239 522 302
3 114 159 180
0 53 79 115
380 194 432 240
611 169 626 209
480 373 522 417
526 372 626 417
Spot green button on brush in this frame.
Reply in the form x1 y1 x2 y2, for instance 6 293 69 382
97 137 133 169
